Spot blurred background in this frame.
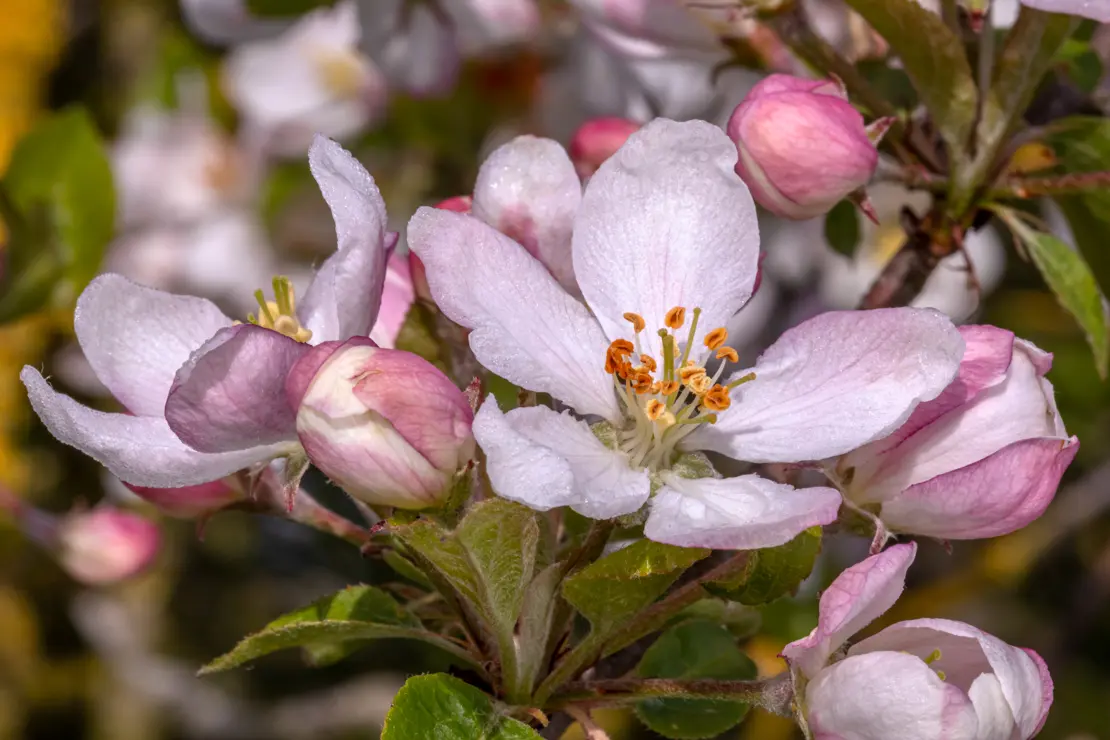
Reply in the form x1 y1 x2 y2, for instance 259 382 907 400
0 0 1108 737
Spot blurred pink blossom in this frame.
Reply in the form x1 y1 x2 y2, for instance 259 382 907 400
57 507 161 586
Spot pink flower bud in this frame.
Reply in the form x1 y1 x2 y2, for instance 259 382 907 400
57 507 161 586
287 338 475 509
123 479 243 519
569 117 640 179
727 74 879 220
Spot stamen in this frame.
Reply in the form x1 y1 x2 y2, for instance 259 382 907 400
254 290 275 324
678 363 706 384
645 399 666 420
630 372 653 394
935 670 947 681
704 327 728 350
665 306 686 330
610 339 634 356
623 312 646 333
727 372 757 389
702 385 731 411
716 346 739 363
677 413 716 425
923 649 942 665
679 307 702 367
688 374 712 395
659 380 680 395
640 354 657 372
247 277 313 342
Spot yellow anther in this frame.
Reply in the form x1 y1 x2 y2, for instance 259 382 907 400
665 306 686 329
247 276 313 342
645 399 667 420
659 380 680 395
924 649 942 665
689 374 712 395
935 670 947 681
679 364 707 383
623 312 646 333
702 384 731 411
716 346 739 363
704 327 728 350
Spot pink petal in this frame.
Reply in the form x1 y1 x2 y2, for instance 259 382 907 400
1023 648 1054 735
879 436 1079 539
165 325 310 453
368 253 415 349
644 474 840 551
74 274 232 417
472 135 582 293
746 73 846 99
782 542 916 678
407 207 618 420
298 135 388 343
569 117 641 179
124 479 243 519
695 308 964 463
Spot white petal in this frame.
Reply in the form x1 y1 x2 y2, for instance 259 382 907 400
359 0 459 95
968 673 1018 740
573 118 759 358
1019 0 1110 22
806 652 979 740
472 135 581 293
644 474 840 550
299 135 388 343
408 207 619 420
22 368 291 488
693 308 964 463
73 274 232 417
473 401 649 519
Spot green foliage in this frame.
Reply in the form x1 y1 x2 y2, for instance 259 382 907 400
841 0 977 151
382 550 433 589
635 620 758 740
394 301 449 372
246 0 334 16
0 108 114 322
199 586 473 674
562 540 709 635
390 518 484 607
824 200 861 258
709 528 822 606
382 674 541 740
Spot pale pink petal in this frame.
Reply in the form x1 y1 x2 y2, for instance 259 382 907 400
124 479 243 519
298 135 388 343
879 436 1079 539
1023 648 1054 735
368 253 415 349
782 542 916 678
74 274 232 417
569 117 640 179
573 118 759 360
644 474 840 551
361 0 460 95
967 673 1018 740
851 618 1050 739
806 651 979 740
746 73 846 98
1020 0 1110 22
472 401 650 519
694 308 964 463
164 325 310 453
472 135 582 292
407 207 619 420
22 368 291 488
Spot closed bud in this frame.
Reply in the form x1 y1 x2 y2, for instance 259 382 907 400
57 507 161 586
287 338 475 509
727 74 879 220
569 117 640 179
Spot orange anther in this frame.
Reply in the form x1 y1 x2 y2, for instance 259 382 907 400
640 354 658 372
645 399 666 420
716 346 739 363
630 372 654 393
665 306 686 330
704 327 728 350
702 384 731 411
623 312 646 333
659 380 680 395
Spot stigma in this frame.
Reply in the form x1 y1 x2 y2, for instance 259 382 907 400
605 306 755 470
244 276 314 343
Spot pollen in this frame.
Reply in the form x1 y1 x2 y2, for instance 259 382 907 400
623 312 646 333
716 346 739 363
704 327 728 350
703 385 731 411
678 364 706 384
645 399 666 420
630 372 654 394
640 354 658 372
247 276 313 343
665 306 686 329
659 380 680 395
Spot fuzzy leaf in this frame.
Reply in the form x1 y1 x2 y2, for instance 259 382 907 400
824 200 861 257
381 674 541 739
708 528 822 606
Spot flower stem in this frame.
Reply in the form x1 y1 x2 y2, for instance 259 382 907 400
551 674 792 714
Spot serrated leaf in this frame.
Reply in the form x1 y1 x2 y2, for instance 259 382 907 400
709 528 822 606
382 674 541 740
842 0 977 151
562 540 709 635
516 563 564 694
824 200 861 257
391 518 483 607
200 586 470 674
635 620 758 740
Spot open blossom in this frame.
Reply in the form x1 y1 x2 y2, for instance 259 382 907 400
287 339 475 508
1019 0 1110 21
829 325 1079 540
224 0 387 155
57 507 161 586
783 544 1053 739
728 74 883 220
22 136 392 491
408 118 965 550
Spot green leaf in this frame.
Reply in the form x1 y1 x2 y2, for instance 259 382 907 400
200 586 472 674
394 301 449 372
709 528 822 606
824 200 861 257
1003 214 1109 378
562 540 709 635
635 620 758 740
383 550 433 588
842 0 977 151
382 674 541 740
0 108 114 321
515 563 565 694
246 0 334 16
391 518 483 608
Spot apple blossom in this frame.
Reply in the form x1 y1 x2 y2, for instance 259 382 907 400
408 118 965 550
1019 0 1110 21
829 325 1079 541
122 479 245 520
179 0 290 45
57 507 162 586
783 544 1053 740
569 117 640 179
286 339 475 509
223 0 387 155
728 74 884 220
22 136 389 490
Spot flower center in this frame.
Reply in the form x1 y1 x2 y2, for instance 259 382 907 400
244 276 313 343
605 306 755 471
312 48 368 99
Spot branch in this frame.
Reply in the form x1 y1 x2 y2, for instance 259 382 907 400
992 171 1110 199
551 674 794 715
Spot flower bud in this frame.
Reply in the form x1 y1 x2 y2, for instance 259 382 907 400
57 507 161 586
287 338 475 509
727 74 879 220
569 117 640 179
123 479 244 519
